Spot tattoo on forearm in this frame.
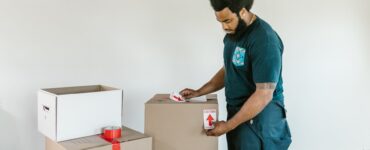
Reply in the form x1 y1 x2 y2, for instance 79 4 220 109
256 83 277 90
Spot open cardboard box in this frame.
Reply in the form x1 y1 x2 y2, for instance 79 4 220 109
38 85 123 141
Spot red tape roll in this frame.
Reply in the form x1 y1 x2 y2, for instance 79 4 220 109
101 126 122 150
103 126 122 139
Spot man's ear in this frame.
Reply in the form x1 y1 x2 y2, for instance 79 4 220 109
239 8 248 17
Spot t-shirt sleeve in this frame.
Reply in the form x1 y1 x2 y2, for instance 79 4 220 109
251 43 282 83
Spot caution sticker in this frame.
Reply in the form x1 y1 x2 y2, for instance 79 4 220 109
169 92 186 102
203 109 217 130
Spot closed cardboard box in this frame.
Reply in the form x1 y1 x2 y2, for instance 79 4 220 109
145 94 218 150
38 85 123 141
46 126 152 150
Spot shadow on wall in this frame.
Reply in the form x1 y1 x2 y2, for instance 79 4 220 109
0 106 19 150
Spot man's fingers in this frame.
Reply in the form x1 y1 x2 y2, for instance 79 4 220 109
180 89 190 95
180 89 194 98
206 130 214 136
179 89 185 95
181 92 190 97
213 122 220 127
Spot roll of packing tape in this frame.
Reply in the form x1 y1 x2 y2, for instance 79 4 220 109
103 126 122 140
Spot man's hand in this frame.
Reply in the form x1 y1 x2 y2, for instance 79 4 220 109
205 121 233 137
180 88 201 99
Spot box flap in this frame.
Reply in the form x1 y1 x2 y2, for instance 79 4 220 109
42 85 119 95
146 94 218 104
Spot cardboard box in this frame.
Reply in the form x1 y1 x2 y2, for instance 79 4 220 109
46 126 152 150
145 94 218 150
38 85 123 141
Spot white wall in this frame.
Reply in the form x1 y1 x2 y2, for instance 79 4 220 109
0 0 369 150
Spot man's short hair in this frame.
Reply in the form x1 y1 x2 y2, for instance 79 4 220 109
210 0 254 13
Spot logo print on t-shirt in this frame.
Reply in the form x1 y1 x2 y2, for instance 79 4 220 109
232 46 246 67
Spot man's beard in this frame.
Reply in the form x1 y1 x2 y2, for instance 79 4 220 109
227 16 248 40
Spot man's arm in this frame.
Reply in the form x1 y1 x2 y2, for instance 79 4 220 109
196 67 225 96
181 67 225 98
206 82 276 136
226 82 276 130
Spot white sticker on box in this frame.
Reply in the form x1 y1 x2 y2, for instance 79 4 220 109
187 95 207 103
203 109 217 130
169 92 186 102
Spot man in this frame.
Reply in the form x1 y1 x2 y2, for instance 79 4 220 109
180 0 292 149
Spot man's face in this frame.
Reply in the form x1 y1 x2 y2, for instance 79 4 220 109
215 7 239 34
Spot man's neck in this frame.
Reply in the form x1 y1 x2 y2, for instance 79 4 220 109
242 12 256 26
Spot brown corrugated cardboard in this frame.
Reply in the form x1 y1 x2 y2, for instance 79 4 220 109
145 94 218 150
46 126 152 150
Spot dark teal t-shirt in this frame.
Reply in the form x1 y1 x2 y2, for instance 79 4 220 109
224 16 284 107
